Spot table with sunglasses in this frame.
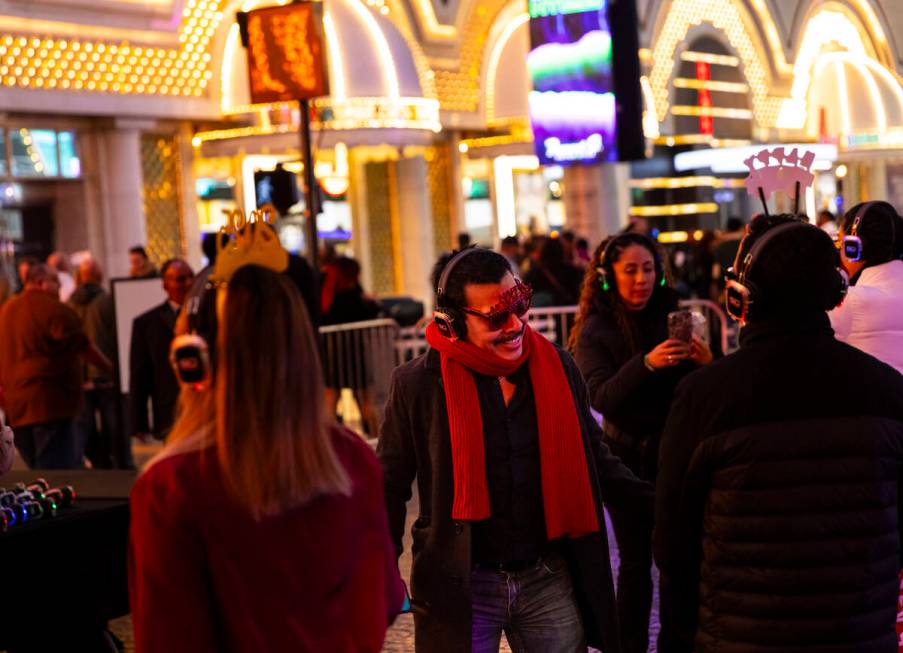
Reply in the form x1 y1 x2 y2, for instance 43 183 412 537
0 470 134 651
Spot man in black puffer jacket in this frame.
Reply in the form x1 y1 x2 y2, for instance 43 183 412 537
655 214 903 653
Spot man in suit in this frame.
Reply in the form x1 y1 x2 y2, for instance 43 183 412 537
129 258 193 440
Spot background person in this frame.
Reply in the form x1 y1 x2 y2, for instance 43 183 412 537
129 258 193 440
569 233 712 653
0 264 111 468
830 201 903 373
655 215 903 653
47 251 75 302
128 245 157 278
130 264 403 652
69 257 128 468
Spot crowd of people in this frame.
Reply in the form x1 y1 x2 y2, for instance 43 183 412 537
0 197 902 653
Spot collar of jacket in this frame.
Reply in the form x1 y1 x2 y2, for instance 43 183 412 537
739 311 832 348
856 258 903 288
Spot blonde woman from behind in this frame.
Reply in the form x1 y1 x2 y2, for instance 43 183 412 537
129 264 404 652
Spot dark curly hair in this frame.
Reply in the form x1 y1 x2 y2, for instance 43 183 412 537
567 233 673 355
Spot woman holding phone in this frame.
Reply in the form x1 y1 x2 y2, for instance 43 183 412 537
569 232 711 653
129 260 404 653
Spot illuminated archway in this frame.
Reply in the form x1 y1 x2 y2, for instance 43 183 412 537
647 0 783 128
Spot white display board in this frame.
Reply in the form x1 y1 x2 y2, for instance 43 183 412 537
111 277 167 394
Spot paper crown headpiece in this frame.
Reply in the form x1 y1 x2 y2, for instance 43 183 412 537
211 205 289 285
744 147 816 217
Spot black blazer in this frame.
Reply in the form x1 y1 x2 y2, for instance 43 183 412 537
129 302 179 438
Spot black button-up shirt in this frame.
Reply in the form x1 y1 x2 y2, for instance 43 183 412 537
470 364 549 565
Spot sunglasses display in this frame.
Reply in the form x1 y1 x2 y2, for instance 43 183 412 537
461 282 534 330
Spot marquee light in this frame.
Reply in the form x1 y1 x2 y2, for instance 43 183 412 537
673 78 748 93
322 11 347 101
671 105 753 119
494 155 539 240
674 143 838 174
629 203 717 217
640 76 660 139
345 0 400 99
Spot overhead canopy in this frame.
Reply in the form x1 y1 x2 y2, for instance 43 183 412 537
214 0 439 149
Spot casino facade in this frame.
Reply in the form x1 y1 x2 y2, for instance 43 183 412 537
2 0 903 300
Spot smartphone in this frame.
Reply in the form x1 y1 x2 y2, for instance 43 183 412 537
400 582 411 614
668 310 693 343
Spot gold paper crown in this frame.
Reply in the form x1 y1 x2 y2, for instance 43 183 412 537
212 205 289 285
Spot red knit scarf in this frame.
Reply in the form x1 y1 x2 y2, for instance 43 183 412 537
425 321 599 540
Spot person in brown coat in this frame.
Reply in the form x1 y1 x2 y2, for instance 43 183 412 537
0 264 111 468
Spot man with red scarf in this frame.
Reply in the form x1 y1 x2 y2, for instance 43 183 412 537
379 247 653 653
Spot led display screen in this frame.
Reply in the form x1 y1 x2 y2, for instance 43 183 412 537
527 0 618 166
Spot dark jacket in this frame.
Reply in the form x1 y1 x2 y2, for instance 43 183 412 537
654 313 903 653
575 294 692 444
129 302 179 438
69 283 116 383
321 287 381 326
378 346 654 653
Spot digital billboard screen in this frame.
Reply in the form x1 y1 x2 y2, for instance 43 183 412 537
527 0 620 166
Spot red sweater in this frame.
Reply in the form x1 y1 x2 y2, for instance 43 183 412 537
129 428 404 653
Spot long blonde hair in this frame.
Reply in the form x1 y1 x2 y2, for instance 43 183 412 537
152 264 350 518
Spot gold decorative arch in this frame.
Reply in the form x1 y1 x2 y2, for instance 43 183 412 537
647 0 783 128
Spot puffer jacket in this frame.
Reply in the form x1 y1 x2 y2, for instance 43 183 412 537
655 313 903 653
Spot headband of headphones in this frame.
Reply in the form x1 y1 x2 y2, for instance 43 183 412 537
436 247 481 302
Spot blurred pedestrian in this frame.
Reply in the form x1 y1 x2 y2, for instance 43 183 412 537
130 261 403 652
575 237 591 268
817 208 839 239
15 256 37 292
128 245 157 278
129 258 193 440
457 232 472 250
499 235 520 273
831 201 903 373
0 264 112 468
655 215 903 653
47 251 75 302
569 233 712 653
379 246 653 653
524 236 582 306
321 256 383 436
69 257 130 469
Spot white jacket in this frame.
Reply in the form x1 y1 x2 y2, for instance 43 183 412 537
830 259 903 374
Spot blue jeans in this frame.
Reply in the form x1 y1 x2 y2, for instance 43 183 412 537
471 553 586 653
13 419 81 469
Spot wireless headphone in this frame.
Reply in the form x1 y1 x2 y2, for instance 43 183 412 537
842 201 898 263
169 278 217 390
596 233 666 293
432 247 482 340
725 221 848 323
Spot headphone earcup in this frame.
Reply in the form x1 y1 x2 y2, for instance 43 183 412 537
829 268 850 309
433 309 466 340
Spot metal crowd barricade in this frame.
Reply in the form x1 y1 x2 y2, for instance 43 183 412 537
318 318 400 435
678 299 735 355
527 306 578 347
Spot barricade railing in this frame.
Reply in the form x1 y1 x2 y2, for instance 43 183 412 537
320 300 735 435
677 299 735 355
319 319 400 436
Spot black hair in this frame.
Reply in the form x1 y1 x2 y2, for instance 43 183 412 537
569 233 674 354
457 232 472 250
129 245 149 258
432 247 512 311
202 232 229 264
725 217 745 232
841 202 902 277
739 213 843 320
576 237 589 250
539 237 567 270
500 235 520 249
